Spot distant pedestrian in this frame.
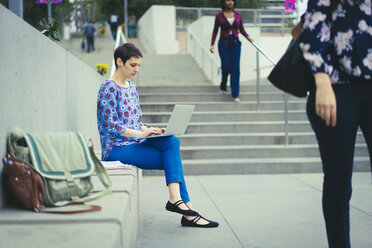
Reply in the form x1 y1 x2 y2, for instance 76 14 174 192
84 20 96 53
210 0 254 102
300 0 372 247
128 13 136 37
108 13 120 40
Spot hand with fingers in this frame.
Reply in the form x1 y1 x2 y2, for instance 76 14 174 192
246 35 254 43
210 45 215 53
314 73 337 127
141 127 164 138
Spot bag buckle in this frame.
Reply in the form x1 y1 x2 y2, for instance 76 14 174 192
64 172 75 187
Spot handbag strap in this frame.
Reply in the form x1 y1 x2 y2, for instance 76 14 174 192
291 21 303 40
7 127 26 157
74 140 113 202
41 202 102 214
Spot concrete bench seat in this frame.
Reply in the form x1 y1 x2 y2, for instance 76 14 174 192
0 166 141 248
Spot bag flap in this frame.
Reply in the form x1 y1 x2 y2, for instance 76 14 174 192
24 132 94 180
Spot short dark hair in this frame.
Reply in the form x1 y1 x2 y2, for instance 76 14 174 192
220 0 237 10
114 43 143 69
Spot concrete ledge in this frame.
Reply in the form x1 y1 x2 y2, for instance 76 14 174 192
0 166 141 248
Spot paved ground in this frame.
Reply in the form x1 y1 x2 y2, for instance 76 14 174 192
136 173 372 248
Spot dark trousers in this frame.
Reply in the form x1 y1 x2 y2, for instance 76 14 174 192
306 81 372 248
218 35 241 98
110 27 117 40
86 36 94 52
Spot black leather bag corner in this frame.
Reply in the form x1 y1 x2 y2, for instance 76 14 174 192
267 36 315 97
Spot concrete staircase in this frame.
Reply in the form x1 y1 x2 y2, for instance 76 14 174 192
130 36 370 175
138 83 370 175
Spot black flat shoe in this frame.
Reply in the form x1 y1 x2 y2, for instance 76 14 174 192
165 200 198 216
181 215 219 228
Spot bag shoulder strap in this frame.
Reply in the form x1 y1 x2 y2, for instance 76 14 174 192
42 203 102 214
75 140 112 202
291 21 302 40
8 127 29 161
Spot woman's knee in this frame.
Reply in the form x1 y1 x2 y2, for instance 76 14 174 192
167 135 180 146
323 173 352 199
223 66 232 72
160 136 180 152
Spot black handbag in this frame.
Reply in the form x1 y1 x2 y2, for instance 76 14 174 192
81 40 85 50
267 34 315 97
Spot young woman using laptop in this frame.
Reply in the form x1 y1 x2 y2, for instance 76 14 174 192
96 43 218 228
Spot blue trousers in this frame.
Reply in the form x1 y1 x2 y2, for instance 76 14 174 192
107 136 190 202
218 35 241 98
307 81 372 248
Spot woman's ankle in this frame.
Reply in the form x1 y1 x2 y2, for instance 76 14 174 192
185 202 194 210
169 197 182 203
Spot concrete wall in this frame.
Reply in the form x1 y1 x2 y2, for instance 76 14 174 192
138 5 179 54
0 4 104 209
187 16 292 84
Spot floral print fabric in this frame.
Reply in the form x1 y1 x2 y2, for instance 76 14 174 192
97 80 145 160
300 0 372 84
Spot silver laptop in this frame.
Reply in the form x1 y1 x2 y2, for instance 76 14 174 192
145 104 195 139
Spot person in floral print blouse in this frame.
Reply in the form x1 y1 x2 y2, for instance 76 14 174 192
300 0 372 247
97 43 218 228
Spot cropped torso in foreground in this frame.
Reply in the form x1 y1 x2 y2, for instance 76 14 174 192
300 0 372 84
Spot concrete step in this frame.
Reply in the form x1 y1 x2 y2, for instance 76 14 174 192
178 144 368 160
178 132 366 146
140 101 306 112
136 81 211 86
141 110 308 123
142 157 371 175
139 92 299 102
138 71 207 78
137 77 209 84
140 54 199 61
138 84 281 93
148 121 312 133
136 54 210 85
139 64 205 71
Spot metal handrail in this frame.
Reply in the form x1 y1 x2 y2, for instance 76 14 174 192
249 41 289 145
110 28 128 77
187 28 220 83
250 42 276 65
187 28 219 65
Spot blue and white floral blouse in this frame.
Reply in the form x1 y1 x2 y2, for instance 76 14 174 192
97 80 145 160
300 0 372 84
